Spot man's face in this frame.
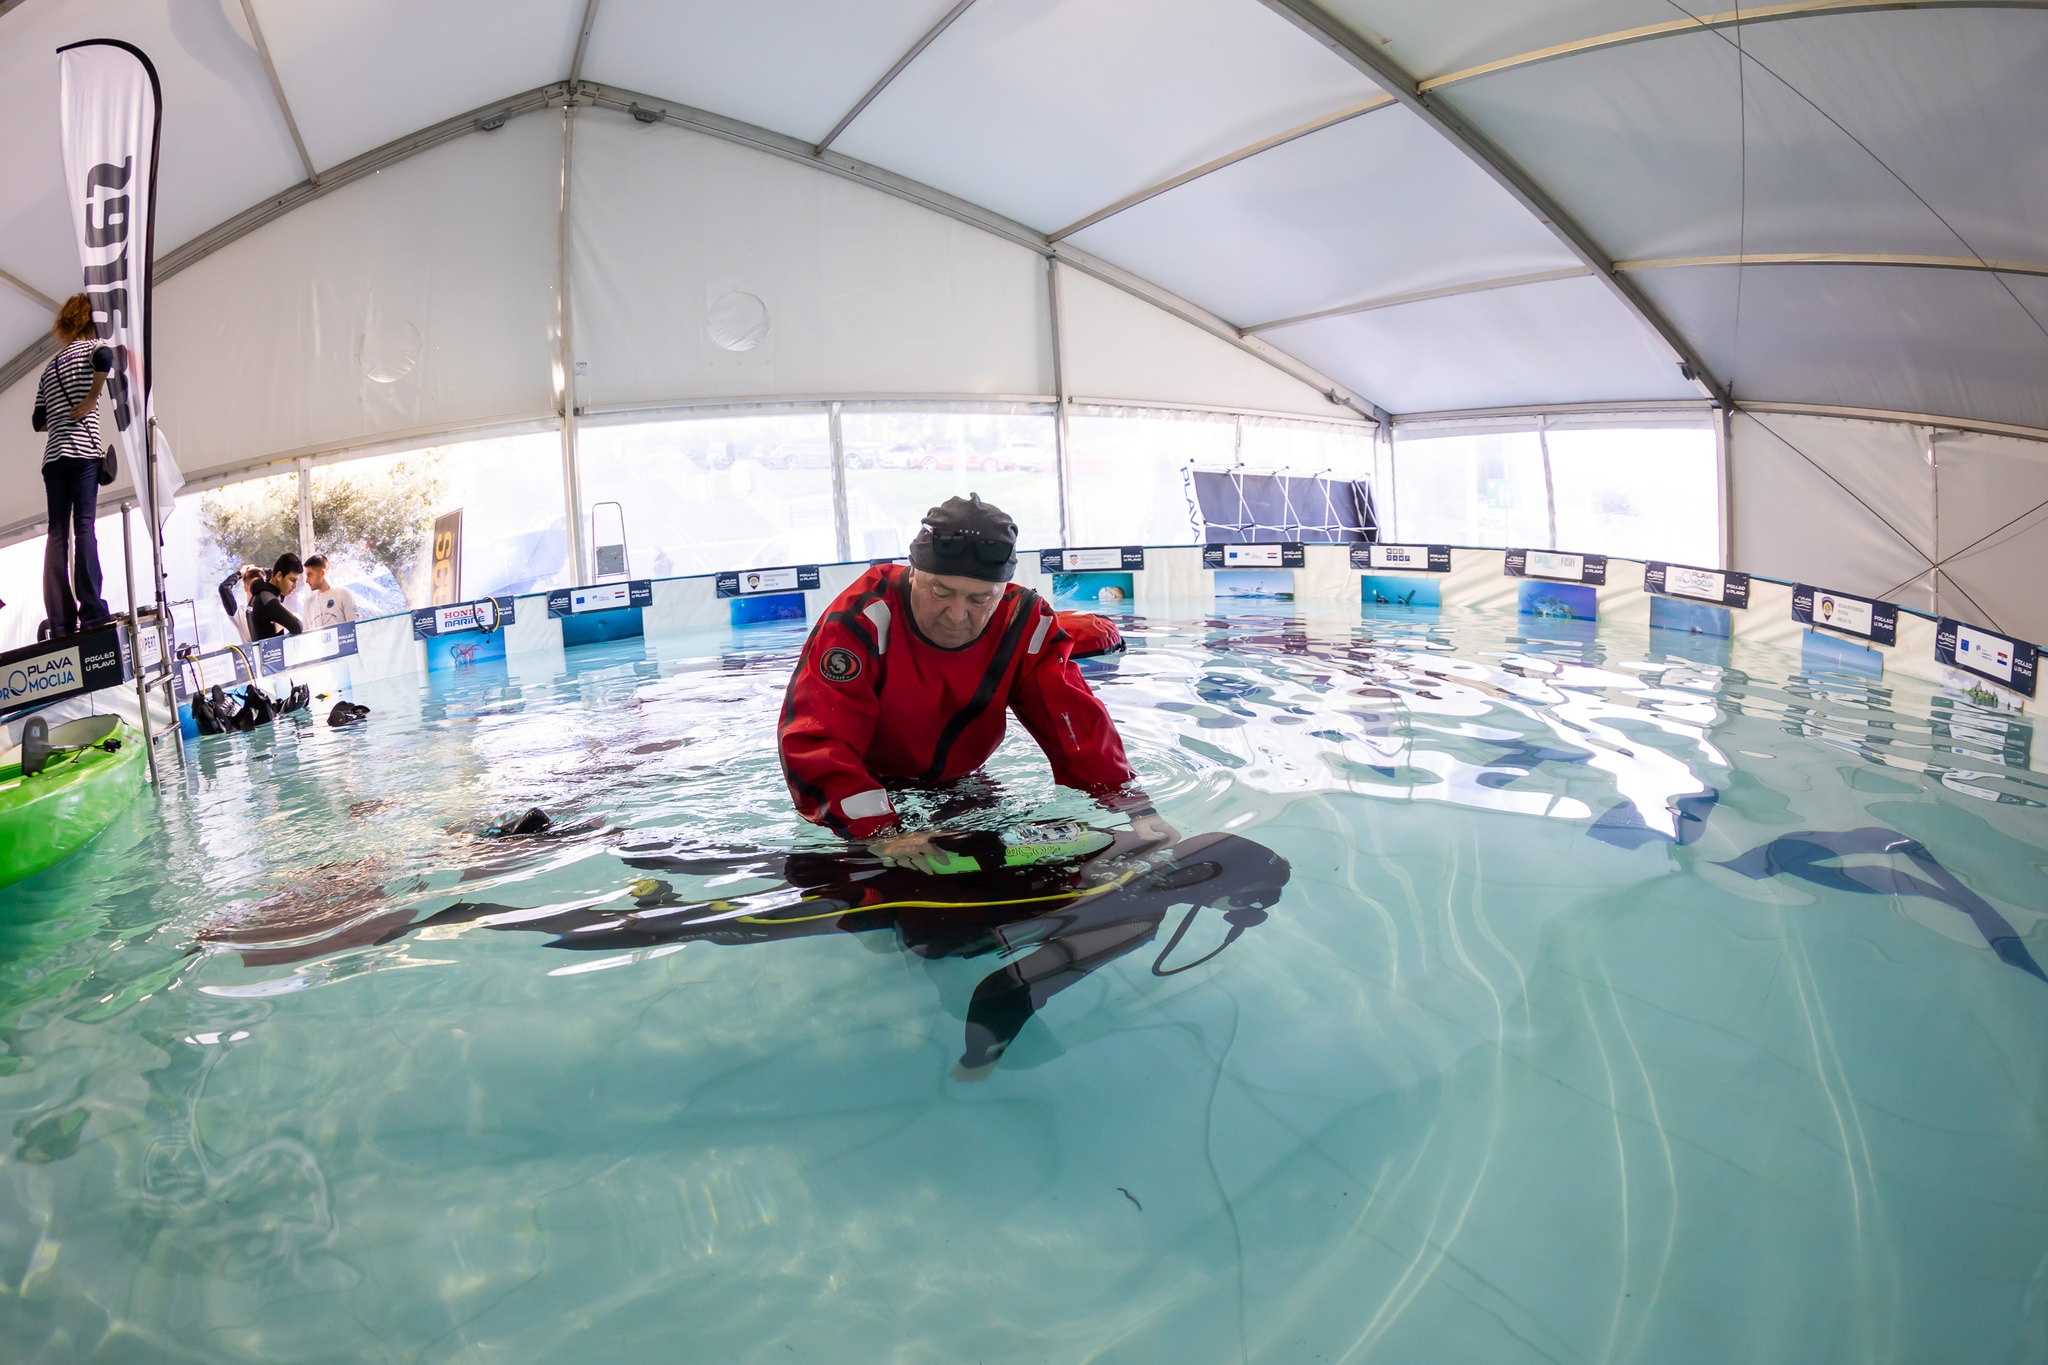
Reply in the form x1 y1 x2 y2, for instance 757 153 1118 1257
278 570 302 596
907 569 1002 649
306 564 329 591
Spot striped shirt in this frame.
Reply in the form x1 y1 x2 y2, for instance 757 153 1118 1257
37 339 103 465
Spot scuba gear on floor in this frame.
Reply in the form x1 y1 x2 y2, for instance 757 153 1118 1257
192 682 314 735
327 701 371 727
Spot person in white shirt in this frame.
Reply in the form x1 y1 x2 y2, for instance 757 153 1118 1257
301 555 359 628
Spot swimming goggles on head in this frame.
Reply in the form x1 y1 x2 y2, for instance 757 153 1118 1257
926 530 1015 566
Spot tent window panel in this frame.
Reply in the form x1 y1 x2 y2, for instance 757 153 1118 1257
578 416 837 579
842 411 1061 560
303 433 571 610
1393 430 1551 549
1547 426 1719 566
1067 412 1233 547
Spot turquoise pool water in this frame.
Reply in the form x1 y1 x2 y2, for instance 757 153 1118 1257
2 608 2045 1363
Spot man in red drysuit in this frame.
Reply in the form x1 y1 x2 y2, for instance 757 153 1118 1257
778 494 1176 869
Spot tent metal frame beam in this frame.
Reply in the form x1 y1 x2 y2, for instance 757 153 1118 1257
1245 267 1594 334
568 0 603 84
1048 95 1394 241
1261 0 1732 408
1616 252 2048 279
238 0 318 184
0 266 58 314
817 0 982 153
1421 1 2048 93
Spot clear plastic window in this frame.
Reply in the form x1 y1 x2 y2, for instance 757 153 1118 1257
841 409 1061 559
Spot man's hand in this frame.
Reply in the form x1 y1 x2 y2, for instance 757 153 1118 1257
1129 812 1180 846
869 831 949 874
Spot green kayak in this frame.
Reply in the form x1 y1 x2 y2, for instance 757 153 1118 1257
0 716 146 889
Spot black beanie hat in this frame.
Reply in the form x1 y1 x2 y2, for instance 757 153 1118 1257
908 494 1018 583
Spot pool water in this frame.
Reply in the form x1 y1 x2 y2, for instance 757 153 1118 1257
2 608 2045 1363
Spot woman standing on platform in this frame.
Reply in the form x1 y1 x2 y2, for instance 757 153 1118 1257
29 294 113 639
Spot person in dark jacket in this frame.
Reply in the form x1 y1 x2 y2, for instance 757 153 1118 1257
30 294 113 637
248 554 304 639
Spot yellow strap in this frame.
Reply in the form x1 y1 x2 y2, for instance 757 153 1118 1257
736 867 1141 926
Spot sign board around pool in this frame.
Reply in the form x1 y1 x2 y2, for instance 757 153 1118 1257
1504 549 1608 585
1644 561 1751 609
0 626 130 717
1791 585 1898 646
1039 547 1146 574
547 581 653 617
715 565 821 598
261 623 359 674
412 597 515 639
1936 618 2038 698
1350 544 1450 573
1203 543 1305 569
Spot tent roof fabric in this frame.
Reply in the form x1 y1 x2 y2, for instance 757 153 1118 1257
2 0 2043 432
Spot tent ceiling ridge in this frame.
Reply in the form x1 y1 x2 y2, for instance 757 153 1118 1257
1245 267 1594 333
1617 252 2048 279
1259 0 1732 408
1419 0 2048 92
1047 95 1396 242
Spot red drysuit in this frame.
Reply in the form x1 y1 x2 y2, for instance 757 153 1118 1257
779 564 1139 838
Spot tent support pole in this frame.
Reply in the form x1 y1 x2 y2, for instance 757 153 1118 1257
555 103 587 583
1049 260 1074 548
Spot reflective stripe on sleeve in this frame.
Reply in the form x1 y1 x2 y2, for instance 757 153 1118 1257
1026 612 1053 655
840 788 894 821
862 600 892 655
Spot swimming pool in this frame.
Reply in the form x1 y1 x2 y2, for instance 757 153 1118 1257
2 605 2044 1363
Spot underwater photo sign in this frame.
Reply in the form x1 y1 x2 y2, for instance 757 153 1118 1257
716 565 821 598
729 593 807 627
1215 569 1295 601
1645 561 1750 609
1517 580 1598 621
0 626 128 715
548 580 653 617
1360 576 1441 611
1350 543 1451 573
1936 619 2038 698
1505 549 1608 585
412 597 515 639
1204 543 1305 569
1792 584 1897 646
1052 572 1136 610
427 629 507 673
1039 546 1146 573
1801 627 1883 680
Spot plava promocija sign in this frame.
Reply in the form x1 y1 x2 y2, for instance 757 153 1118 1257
1644 561 1751 609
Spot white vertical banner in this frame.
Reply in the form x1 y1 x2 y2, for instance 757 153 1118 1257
57 39 182 529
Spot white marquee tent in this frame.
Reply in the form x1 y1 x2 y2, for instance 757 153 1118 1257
1 0 2043 638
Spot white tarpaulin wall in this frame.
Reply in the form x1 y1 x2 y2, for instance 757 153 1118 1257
568 114 1051 408
1731 411 2048 642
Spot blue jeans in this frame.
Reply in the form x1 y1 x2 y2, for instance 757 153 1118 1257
43 457 108 636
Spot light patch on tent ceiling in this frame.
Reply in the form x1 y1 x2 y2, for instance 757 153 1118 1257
707 291 769 352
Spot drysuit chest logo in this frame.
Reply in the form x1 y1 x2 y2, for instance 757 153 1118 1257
819 647 862 683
